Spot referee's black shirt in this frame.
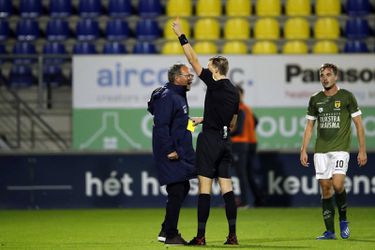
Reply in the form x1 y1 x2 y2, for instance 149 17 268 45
199 68 240 131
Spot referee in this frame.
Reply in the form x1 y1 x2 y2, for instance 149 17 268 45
173 17 240 245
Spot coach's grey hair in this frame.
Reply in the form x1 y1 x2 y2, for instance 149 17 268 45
168 64 185 82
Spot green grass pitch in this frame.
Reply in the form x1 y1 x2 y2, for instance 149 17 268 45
1 207 374 249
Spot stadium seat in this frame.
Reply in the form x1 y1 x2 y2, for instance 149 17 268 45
0 0 12 18
345 18 370 39
46 19 70 41
193 41 218 54
226 0 251 17
285 0 311 16
108 0 131 17
222 41 248 54
133 41 157 54
0 43 6 64
346 0 371 16
314 18 340 39
50 0 72 17
106 18 129 41
103 41 126 54
254 18 280 40
136 19 160 40
76 18 100 41
161 41 183 54
315 0 341 16
20 0 41 18
282 40 308 54
79 0 102 17
196 0 222 17
284 17 310 40
73 41 97 54
252 41 278 54
9 64 34 88
164 18 190 40
194 18 220 40
0 19 9 41
256 0 281 17
224 18 250 40
344 40 369 53
313 40 339 54
43 64 64 87
43 41 66 65
16 18 39 41
166 0 192 17
12 41 36 64
138 0 162 17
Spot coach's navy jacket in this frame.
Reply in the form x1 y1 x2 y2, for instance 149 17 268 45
147 82 196 186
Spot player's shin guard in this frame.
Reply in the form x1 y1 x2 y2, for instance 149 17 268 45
335 190 347 221
197 194 211 238
223 191 237 235
322 197 335 233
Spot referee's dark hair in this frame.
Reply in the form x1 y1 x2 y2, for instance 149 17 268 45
320 63 338 75
209 56 229 76
168 64 185 82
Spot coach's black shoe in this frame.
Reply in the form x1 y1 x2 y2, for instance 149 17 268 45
187 236 206 245
165 234 187 245
224 234 239 245
157 230 166 242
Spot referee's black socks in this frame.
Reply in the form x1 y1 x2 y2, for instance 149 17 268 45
197 193 211 237
223 191 237 235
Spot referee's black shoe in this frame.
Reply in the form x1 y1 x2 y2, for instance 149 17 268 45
165 234 187 245
187 236 206 245
224 234 239 245
157 230 166 242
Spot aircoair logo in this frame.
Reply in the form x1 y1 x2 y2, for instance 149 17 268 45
286 64 375 83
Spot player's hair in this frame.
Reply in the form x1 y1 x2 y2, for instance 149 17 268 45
209 56 229 76
320 63 338 75
168 64 186 82
235 84 244 95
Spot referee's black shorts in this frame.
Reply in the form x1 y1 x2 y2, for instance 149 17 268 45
195 130 233 179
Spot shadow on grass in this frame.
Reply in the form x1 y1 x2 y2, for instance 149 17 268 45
197 238 312 249
348 239 375 243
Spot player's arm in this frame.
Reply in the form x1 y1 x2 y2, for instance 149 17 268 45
172 17 202 76
352 115 367 167
300 119 315 167
229 114 238 132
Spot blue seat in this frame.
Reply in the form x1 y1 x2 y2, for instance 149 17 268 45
345 18 370 39
43 64 65 87
50 0 72 17
344 40 369 53
0 19 9 40
108 0 131 17
79 0 102 17
103 41 126 54
43 42 66 64
106 18 129 41
0 0 13 18
46 18 70 41
76 18 99 41
133 41 157 54
138 0 162 17
20 0 42 18
9 64 34 88
136 19 160 40
16 18 39 41
73 41 97 54
346 0 371 16
12 41 36 64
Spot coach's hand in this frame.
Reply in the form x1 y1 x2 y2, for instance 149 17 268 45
172 17 183 36
167 151 179 160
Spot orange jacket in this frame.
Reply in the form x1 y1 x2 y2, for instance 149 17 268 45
231 102 257 143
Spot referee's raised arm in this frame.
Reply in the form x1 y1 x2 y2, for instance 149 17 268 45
172 17 203 76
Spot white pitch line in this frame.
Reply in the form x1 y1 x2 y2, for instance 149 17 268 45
6 185 73 191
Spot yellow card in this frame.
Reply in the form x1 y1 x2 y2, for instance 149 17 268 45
187 119 195 132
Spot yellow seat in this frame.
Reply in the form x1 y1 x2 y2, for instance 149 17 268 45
196 0 222 17
256 0 281 17
252 41 278 54
166 0 192 17
194 18 221 40
285 0 311 16
316 0 341 16
164 18 190 40
284 17 310 40
254 18 280 40
226 0 251 16
313 40 339 54
193 41 218 54
222 41 248 54
314 17 340 39
282 40 308 54
224 18 250 40
161 41 184 54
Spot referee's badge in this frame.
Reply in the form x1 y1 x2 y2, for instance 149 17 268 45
335 101 341 108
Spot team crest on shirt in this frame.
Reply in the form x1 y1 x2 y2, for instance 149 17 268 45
334 101 341 108
318 107 323 113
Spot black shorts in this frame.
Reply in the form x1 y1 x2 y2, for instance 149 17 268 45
195 130 233 179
